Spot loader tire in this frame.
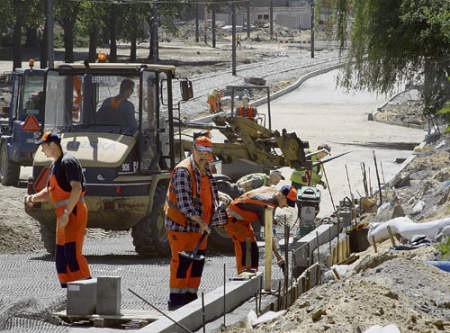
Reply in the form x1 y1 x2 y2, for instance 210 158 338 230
132 183 170 257
0 143 20 186
39 223 56 254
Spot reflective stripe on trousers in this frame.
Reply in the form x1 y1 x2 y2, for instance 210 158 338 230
167 230 208 307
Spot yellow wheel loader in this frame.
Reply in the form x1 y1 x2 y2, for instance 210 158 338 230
25 66 310 256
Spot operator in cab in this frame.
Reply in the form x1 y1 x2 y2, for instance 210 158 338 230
96 78 138 130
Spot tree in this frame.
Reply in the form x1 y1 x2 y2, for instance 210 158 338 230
77 0 106 62
55 0 81 63
333 0 450 116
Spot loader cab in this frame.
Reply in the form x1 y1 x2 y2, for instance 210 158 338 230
37 63 179 182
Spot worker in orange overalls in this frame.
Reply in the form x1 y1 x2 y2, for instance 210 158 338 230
96 78 137 130
225 185 297 274
207 88 222 113
26 131 91 287
164 136 227 310
236 92 257 119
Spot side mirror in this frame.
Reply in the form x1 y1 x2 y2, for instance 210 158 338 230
180 79 193 101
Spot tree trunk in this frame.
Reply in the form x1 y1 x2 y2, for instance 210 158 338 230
88 28 97 63
40 20 48 68
63 20 75 63
130 35 137 62
25 28 39 48
12 13 23 69
109 6 117 62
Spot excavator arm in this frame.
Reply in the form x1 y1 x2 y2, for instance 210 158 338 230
176 115 310 174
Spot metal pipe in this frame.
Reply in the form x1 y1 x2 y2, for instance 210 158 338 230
223 263 226 328
202 292 206 333
284 222 289 297
128 288 193 333
373 150 383 205
322 165 336 212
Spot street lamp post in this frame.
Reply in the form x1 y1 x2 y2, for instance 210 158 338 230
310 0 315 58
231 2 236 76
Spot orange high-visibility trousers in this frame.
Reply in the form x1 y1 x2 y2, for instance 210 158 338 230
55 201 91 287
224 219 259 274
167 230 208 307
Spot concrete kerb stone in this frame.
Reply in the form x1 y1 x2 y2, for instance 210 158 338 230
193 60 347 124
142 273 262 333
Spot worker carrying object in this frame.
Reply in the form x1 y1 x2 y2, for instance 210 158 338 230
224 185 297 274
25 131 91 287
217 170 285 199
207 88 222 114
236 170 284 193
290 144 331 190
164 135 227 311
236 91 257 119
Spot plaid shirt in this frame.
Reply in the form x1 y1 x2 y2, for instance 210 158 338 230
165 156 227 232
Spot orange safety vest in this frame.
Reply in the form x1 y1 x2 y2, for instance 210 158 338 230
72 76 82 121
48 174 85 217
110 96 125 110
165 158 201 226
237 106 256 118
208 93 222 113
227 188 277 224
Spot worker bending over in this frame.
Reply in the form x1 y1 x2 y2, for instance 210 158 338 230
164 136 227 310
225 185 297 274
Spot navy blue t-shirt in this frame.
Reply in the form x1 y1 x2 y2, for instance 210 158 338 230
50 152 85 192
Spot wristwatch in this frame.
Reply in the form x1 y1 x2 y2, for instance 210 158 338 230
63 208 71 216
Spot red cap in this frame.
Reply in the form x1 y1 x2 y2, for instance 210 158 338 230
281 185 297 207
194 136 213 152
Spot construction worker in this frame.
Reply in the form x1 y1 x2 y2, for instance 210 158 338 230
236 92 257 119
96 78 137 130
225 185 297 274
236 170 285 193
217 169 285 199
207 88 222 113
25 131 91 287
290 144 331 190
164 135 227 310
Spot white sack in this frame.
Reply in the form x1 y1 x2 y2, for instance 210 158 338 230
363 324 401 333
368 216 450 244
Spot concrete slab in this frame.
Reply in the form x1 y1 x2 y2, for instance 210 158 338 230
67 278 97 316
142 273 262 333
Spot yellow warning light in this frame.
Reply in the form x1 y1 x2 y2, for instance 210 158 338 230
97 52 108 63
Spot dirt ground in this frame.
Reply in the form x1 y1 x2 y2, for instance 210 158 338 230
224 130 450 332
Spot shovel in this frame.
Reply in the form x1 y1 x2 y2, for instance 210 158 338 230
179 231 208 261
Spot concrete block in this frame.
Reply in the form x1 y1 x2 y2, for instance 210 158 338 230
143 273 262 333
97 276 121 315
67 278 97 316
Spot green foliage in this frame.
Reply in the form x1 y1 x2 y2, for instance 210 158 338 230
332 0 450 115
435 236 450 260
